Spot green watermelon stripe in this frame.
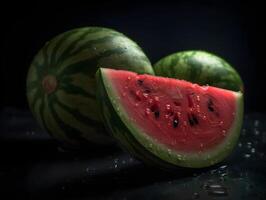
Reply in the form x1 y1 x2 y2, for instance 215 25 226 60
54 97 102 128
42 96 68 141
59 47 126 77
65 32 122 59
54 28 109 64
59 34 122 65
30 89 43 112
41 43 50 70
49 30 82 66
32 61 45 79
27 80 39 91
49 99 84 142
34 98 44 129
39 96 50 134
55 30 95 64
59 83 95 99
57 35 128 76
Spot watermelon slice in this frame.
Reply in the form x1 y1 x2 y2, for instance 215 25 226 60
96 68 244 168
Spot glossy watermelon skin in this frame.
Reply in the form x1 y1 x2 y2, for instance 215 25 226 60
26 27 154 146
154 51 244 92
96 68 244 169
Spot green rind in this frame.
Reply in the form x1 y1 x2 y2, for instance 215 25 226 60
97 68 244 168
26 27 154 146
154 51 244 92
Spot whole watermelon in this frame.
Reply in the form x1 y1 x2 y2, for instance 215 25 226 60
26 27 154 146
154 51 243 92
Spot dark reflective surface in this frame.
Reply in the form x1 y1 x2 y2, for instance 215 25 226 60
1 108 266 199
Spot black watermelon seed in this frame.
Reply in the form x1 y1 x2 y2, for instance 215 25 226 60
188 117 194 126
137 79 144 86
154 110 160 119
208 99 215 112
188 113 198 126
144 89 151 93
192 114 199 125
173 117 179 128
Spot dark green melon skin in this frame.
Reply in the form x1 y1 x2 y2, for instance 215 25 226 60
26 27 154 146
154 51 244 92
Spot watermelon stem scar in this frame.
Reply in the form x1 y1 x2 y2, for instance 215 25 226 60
42 75 57 94
96 68 244 169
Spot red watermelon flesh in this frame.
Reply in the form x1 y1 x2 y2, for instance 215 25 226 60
104 68 241 154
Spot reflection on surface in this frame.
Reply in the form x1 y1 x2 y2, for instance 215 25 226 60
0 108 265 199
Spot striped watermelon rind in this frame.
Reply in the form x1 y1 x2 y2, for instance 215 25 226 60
26 27 154 146
154 50 244 92
96 68 244 169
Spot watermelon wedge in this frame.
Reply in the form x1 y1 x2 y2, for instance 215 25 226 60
96 68 244 168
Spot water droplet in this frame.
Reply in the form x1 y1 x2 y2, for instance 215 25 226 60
122 160 126 164
114 158 119 163
127 76 131 80
200 143 204 148
232 112 235 116
167 149 172 154
251 148 255 153
219 121 224 126
206 183 228 197
222 130 226 136
219 165 227 170
165 104 171 110
122 92 126 97
154 96 159 101
254 129 260 135
114 164 118 168
238 142 242 147
93 47 97 50
135 103 139 107
148 143 153 148
247 142 252 148
202 115 207 120
145 108 151 115
192 192 200 199
220 173 227 177
254 120 259 127
196 95 200 102
208 189 228 196
135 90 141 96
244 154 251 158
143 93 148 98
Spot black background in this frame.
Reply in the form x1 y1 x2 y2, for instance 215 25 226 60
1 1 266 199
2 0 266 113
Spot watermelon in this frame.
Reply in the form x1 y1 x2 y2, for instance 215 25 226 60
96 68 244 168
26 27 154 146
154 51 244 92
